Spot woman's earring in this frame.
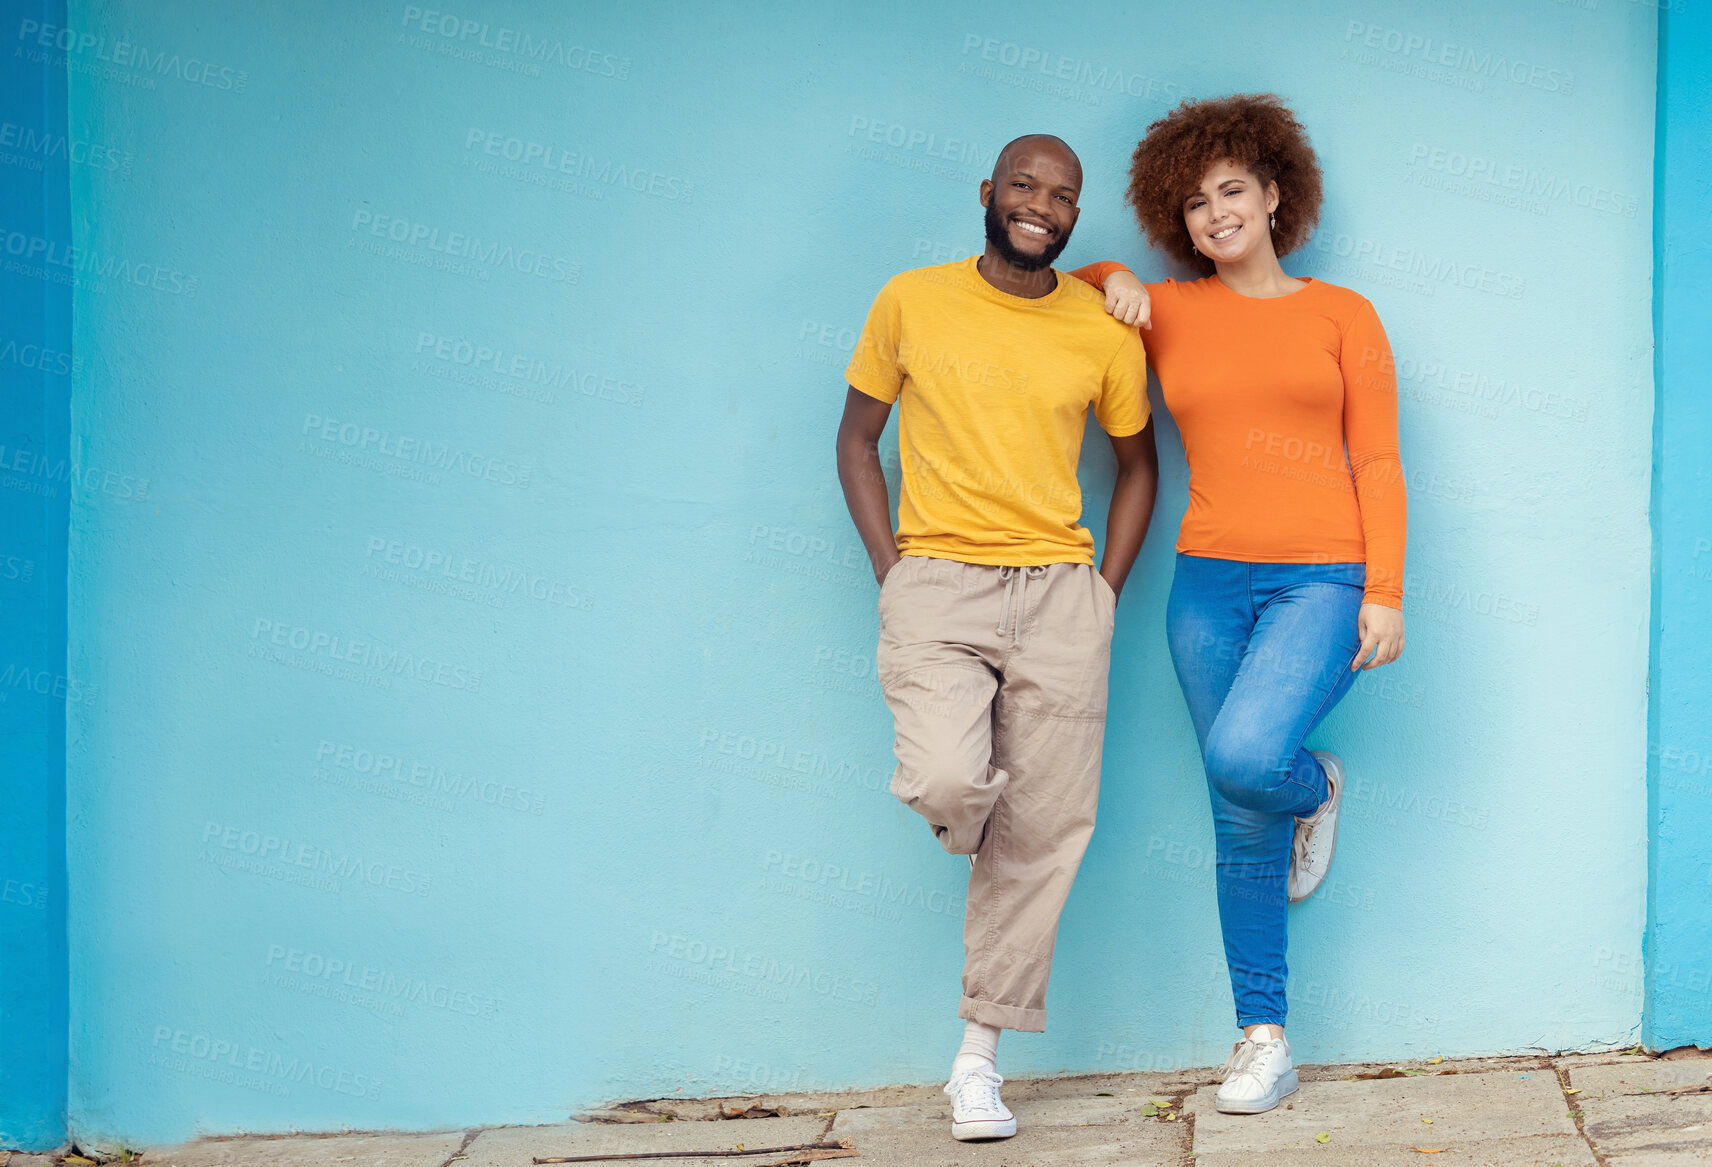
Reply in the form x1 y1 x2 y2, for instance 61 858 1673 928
1191 245 1199 255
1270 213 1277 230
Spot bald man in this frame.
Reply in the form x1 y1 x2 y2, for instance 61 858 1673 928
836 135 1159 1141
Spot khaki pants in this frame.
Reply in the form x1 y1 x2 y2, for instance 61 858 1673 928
876 554 1116 1032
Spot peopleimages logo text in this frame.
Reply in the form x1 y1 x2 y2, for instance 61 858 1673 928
251 617 484 693
0 121 133 175
0 227 196 295
350 210 577 283
463 131 691 201
150 1026 379 1098
300 413 531 488
201 822 433 896
16 19 249 90
958 34 1189 103
398 6 629 78
1344 22 1573 93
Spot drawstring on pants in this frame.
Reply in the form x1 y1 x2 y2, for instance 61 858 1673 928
995 565 1049 646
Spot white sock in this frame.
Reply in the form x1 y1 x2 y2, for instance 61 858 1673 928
951 1020 1000 1076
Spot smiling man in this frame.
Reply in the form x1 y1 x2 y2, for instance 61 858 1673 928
834 134 1159 1142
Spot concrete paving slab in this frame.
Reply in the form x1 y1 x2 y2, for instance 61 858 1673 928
143 1130 468 1167
829 1104 946 1134
1568 1057 1712 1166
828 1093 1188 1165
459 1116 829 1167
624 1087 940 1122
996 1071 1209 1104
1190 1134 1595 1166
830 1094 1177 1135
617 1069 1208 1121
47 1054 1711 1167
1295 1057 1553 1083
834 1123 1185 1166
1190 1069 1580 1156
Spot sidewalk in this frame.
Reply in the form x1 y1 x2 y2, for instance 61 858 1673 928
8 1049 1709 1167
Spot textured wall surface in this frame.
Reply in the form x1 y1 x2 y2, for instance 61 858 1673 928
18 0 1665 1148
1646 2 1712 1050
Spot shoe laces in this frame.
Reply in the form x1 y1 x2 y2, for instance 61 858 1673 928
1221 1038 1280 1084
1294 776 1337 867
946 1065 1005 1112
1292 824 1313 871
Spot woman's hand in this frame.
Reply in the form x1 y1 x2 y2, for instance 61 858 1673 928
1103 270 1152 329
1351 603 1404 670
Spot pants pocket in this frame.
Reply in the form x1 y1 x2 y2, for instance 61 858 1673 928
1090 564 1117 632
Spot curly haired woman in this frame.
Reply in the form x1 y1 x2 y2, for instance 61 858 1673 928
1072 94 1407 1114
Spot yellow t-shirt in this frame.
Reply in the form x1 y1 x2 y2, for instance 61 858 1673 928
845 256 1149 566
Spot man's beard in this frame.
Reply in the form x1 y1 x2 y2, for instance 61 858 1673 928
983 198 1073 272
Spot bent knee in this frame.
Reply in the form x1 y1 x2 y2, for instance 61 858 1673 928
893 758 1005 834
1203 736 1292 808
892 756 995 805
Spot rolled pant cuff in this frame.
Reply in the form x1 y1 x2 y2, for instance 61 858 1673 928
960 995 1046 1033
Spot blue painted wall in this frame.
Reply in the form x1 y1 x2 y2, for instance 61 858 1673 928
1646 1 1712 1049
5 0 1666 1149
0 0 71 1150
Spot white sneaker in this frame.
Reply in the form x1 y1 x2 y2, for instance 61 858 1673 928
1288 750 1344 902
945 1064 1016 1140
1215 1036 1299 1114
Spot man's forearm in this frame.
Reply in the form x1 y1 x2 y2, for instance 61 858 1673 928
836 434 900 583
1101 464 1158 597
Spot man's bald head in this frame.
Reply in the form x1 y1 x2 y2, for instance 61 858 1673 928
979 134 1083 275
992 134 1083 188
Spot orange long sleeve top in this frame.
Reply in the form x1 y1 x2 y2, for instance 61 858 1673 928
1074 263 1406 607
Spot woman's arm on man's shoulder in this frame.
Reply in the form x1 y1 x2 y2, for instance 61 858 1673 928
1071 262 1151 329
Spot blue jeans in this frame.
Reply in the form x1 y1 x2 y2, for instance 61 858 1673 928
1165 553 1365 1027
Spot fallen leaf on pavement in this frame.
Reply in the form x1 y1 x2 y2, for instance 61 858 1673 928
1563 1088 1582 1095
1316 1131 1332 1143
1427 1056 1444 1065
1411 1148 1444 1154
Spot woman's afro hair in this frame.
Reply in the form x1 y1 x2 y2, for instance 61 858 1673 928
1126 93 1323 274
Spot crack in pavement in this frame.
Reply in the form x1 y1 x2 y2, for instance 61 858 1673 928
433 1128 480 1167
